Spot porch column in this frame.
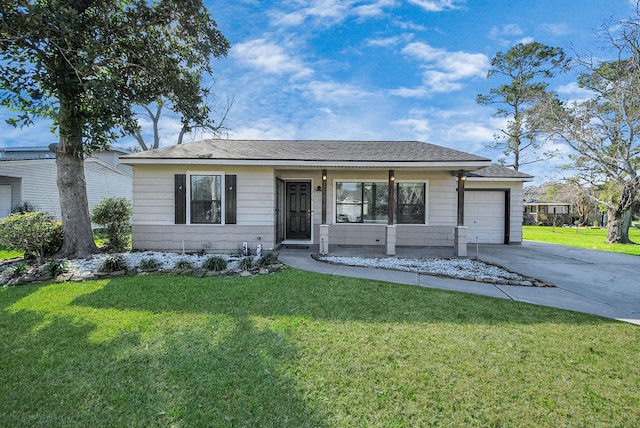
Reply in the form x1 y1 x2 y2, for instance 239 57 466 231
387 170 396 256
319 169 329 254
456 170 465 226
455 170 467 257
321 169 327 224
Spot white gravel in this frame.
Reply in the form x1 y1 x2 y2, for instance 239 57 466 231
67 251 251 278
318 256 524 282
64 251 522 283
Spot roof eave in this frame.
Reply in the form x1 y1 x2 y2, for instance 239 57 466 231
119 158 492 169
466 176 534 182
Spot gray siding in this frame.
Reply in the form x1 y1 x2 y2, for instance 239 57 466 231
130 165 276 252
0 158 131 220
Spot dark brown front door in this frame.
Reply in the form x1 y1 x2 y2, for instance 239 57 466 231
286 181 311 240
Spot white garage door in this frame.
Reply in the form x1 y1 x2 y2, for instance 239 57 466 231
0 185 12 218
464 191 505 244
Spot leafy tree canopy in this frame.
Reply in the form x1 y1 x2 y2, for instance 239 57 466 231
0 0 229 258
0 0 230 155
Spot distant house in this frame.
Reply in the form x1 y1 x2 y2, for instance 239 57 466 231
523 199 573 226
0 146 132 220
121 139 533 256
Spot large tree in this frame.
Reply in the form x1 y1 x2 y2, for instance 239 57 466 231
0 0 229 258
477 42 568 170
540 21 640 243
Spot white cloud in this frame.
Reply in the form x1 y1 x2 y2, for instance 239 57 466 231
389 86 431 98
400 42 489 94
407 0 465 12
391 118 432 133
489 23 524 38
353 0 396 18
301 80 374 104
366 33 413 47
488 24 530 46
517 36 535 45
395 20 427 31
540 23 571 36
228 118 298 140
232 38 313 80
270 0 395 27
556 82 594 103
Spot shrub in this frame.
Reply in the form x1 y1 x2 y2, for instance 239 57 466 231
173 259 194 270
43 259 69 277
202 256 227 271
0 212 63 263
90 197 131 251
11 262 29 276
256 254 272 268
138 258 162 270
11 201 35 214
97 254 128 273
238 256 253 271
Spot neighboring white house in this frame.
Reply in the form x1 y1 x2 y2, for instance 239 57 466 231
0 146 132 220
120 139 533 256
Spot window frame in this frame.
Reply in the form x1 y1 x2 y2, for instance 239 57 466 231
187 171 225 225
333 179 428 225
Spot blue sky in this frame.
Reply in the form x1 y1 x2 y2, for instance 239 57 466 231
0 0 636 183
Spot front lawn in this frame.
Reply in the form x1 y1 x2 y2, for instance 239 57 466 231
0 248 23 260
1 270 638 426
524 225 640 256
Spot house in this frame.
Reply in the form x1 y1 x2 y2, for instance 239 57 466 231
523 199 573 226
0 146 133 220
120 140 533 256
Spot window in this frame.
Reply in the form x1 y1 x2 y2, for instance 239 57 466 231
335 181 426 224
397 182 425 224
190 175 221 224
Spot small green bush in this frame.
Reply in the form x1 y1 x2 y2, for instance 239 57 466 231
238 256 253 271
256 254 272 268
173 259 194 270
0 212 63 263
43 259 69 277
202 256 227 272
97 254 128 273
11 262 29 276
138 258 162 270
91 197 131 251
11 201 35 214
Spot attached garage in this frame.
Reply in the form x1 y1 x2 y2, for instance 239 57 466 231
464 165 534 245
464 190 508 244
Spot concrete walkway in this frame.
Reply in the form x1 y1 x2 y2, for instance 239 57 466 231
278 242 640 325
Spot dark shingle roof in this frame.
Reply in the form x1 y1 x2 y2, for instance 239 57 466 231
121 139 490 164
467 164 533 179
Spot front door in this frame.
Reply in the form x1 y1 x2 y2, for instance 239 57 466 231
286 181 312 240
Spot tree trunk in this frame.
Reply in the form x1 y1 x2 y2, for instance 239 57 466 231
56 150 100 258
55 92 100 259
605 180 638 244
606 207 634 244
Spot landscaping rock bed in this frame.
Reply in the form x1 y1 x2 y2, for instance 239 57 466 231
0 251 284 286
313 254 555 287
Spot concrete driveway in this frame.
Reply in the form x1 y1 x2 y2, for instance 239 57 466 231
473 241 640 323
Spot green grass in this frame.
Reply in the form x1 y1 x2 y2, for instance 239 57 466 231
0 248 23 260
524 225 640 256
1 270 638 427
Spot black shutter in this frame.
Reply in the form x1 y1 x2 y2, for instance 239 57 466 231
175 174 186 224
225 174 237 224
